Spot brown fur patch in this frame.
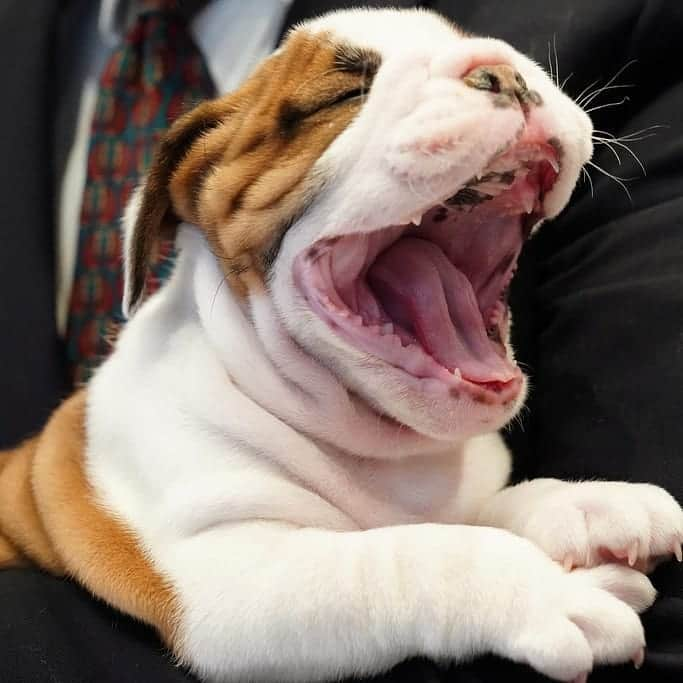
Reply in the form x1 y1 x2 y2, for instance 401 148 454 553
127 29 378 307
0 437 62 573
0 393 180 645
0 533 25 568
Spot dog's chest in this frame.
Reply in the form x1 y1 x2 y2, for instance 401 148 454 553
332 448 467 526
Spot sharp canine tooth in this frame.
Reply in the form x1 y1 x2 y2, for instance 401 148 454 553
549 158 560 172
410 214 422 226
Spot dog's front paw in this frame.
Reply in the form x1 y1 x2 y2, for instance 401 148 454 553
503 562 654 682
517 480 683 572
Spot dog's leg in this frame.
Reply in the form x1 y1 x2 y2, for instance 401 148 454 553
0 438 59 571
0 533 23 568
477 477 683 573
0 450 21 567
161 519 653 682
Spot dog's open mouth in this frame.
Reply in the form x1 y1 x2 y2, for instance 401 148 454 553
294 141 559 400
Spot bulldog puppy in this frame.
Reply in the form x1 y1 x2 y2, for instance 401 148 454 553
1 8 682 683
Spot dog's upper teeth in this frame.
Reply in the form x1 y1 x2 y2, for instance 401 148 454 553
549 158 560 173
410 214 423 226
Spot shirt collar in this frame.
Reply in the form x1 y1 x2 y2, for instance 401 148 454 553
98 0 295 93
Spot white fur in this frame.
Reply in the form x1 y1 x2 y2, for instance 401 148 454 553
479 478 683 569
272 10 592 439
86 9 683 683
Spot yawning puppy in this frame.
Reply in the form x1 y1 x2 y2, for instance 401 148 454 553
2 8 683 683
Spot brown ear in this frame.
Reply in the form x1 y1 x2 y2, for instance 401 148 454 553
122 100 231 317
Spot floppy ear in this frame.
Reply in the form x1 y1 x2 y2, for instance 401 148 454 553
122 100 230 317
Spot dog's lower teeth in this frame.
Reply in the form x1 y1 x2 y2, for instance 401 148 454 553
381 323 394 335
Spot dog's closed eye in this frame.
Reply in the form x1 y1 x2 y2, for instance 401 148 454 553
279 87 366 131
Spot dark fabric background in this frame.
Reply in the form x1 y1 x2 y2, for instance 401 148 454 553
1 0 682 681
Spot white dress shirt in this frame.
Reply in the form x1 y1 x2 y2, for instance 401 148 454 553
56 0 293 334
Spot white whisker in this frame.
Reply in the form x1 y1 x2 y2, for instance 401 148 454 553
580 82 634 109
613 132 657 143
603 138 647 175
560 72 574 91
587 160 633 202
585 96 630 114
595 125 667 143
574 77 601 106
576 60 637 107
553 34 560 88
581 167 595 198
593 137 622 165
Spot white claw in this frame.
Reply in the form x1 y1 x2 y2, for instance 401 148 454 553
633 647 645 670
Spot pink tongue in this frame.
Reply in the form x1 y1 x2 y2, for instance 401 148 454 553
367 238 516 383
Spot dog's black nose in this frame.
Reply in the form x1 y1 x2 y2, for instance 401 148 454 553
464 64 540 107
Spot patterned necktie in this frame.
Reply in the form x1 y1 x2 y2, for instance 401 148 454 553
66 2 214 384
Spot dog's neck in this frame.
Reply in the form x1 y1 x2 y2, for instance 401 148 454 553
178 227 449 460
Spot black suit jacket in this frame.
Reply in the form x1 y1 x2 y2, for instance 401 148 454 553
0 0 68 448
1 1 682 681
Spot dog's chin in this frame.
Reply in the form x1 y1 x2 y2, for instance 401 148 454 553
287 139 557 440
315 349 528 441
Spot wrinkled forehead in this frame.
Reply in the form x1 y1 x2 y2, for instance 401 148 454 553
300 8 462 55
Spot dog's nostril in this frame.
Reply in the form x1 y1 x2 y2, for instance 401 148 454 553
484 72 501 93
464 64 528 101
